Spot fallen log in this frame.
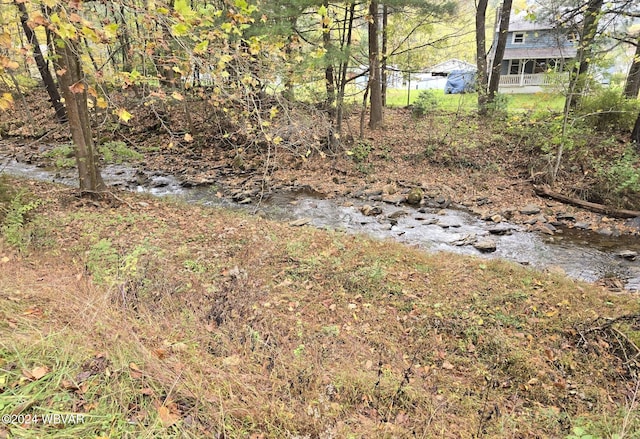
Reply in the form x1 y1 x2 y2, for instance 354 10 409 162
533 185 640 219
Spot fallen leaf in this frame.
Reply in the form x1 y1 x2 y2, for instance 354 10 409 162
152 348 168 359
24 366 49 380
157 405 180 427
22 307 43 317
61 379 79 391
544 348 556 361
1 256 9 263
222 355 241 366
129 362 143 379
441 361 454 370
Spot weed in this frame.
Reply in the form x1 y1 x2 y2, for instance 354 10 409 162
183 259 207 273
86 238 120 285
43 144 75 169
346 140 372 163
0 190 41 251
98 140 143 164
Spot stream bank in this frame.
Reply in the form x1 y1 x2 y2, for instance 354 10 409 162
2 155 640 291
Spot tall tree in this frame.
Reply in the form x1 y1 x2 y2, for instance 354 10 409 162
623 36 640 99
564 0 604 112
14 0 66 123
53 34 104 192
475 0 489 115
368 0 383 129
487 0 513 104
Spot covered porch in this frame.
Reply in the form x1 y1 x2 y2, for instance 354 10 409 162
496 47 575 93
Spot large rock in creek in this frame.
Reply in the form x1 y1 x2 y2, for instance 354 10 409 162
382 194 407 204
520 204 541 215
360 205 382 216
473 238 497 253
617 250 638 260
406 188 424 205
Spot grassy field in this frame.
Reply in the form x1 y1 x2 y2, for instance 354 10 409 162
289 80 567 113
0 176 638 438
385 88 566 112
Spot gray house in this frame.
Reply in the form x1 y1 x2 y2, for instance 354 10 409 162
488 11 577 93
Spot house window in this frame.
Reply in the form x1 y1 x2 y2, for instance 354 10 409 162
509 60 521 75
513 32 525 44
567 32 578 43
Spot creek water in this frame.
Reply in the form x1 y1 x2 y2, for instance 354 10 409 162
2 156 640 290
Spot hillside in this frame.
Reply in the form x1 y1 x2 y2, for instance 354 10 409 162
0 177 638 438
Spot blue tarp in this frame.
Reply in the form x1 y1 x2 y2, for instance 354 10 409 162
444 70 477 94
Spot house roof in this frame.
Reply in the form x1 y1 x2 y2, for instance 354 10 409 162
427 59 477 73
503 46 577 60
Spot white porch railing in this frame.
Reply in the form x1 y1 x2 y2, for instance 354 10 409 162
499 73 568 87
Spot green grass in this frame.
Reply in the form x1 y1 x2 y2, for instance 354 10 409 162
283 79 566 113
384 88 566 112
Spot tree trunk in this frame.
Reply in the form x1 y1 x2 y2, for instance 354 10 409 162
381 4 388 107
14 0 67 123
336 3 356 140
323 0 335 107
475 0 489 116
488 0 513 103
368 0 383 129
54 38 105 192
632 111 640 146
623 37 640 99
565 0 603 111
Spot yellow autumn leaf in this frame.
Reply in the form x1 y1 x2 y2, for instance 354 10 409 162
0 93 14 111
184 133 193 142
96 97 108 109
0 32 11 49
194 40 208 54
81 26 98 43
115 108 133 122
273 136 283 145
1 56 19 70
171 91 184 101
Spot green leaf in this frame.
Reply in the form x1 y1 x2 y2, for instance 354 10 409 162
171 23 190 36
194 40 209 54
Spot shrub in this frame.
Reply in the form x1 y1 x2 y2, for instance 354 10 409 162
487 93 510 116
593 147 640 204
346 141 372 163
412 90 439 116
577 88 640 131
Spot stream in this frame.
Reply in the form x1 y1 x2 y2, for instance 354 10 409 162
2 156 640 291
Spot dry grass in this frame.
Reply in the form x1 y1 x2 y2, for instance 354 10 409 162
0 178 639 438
